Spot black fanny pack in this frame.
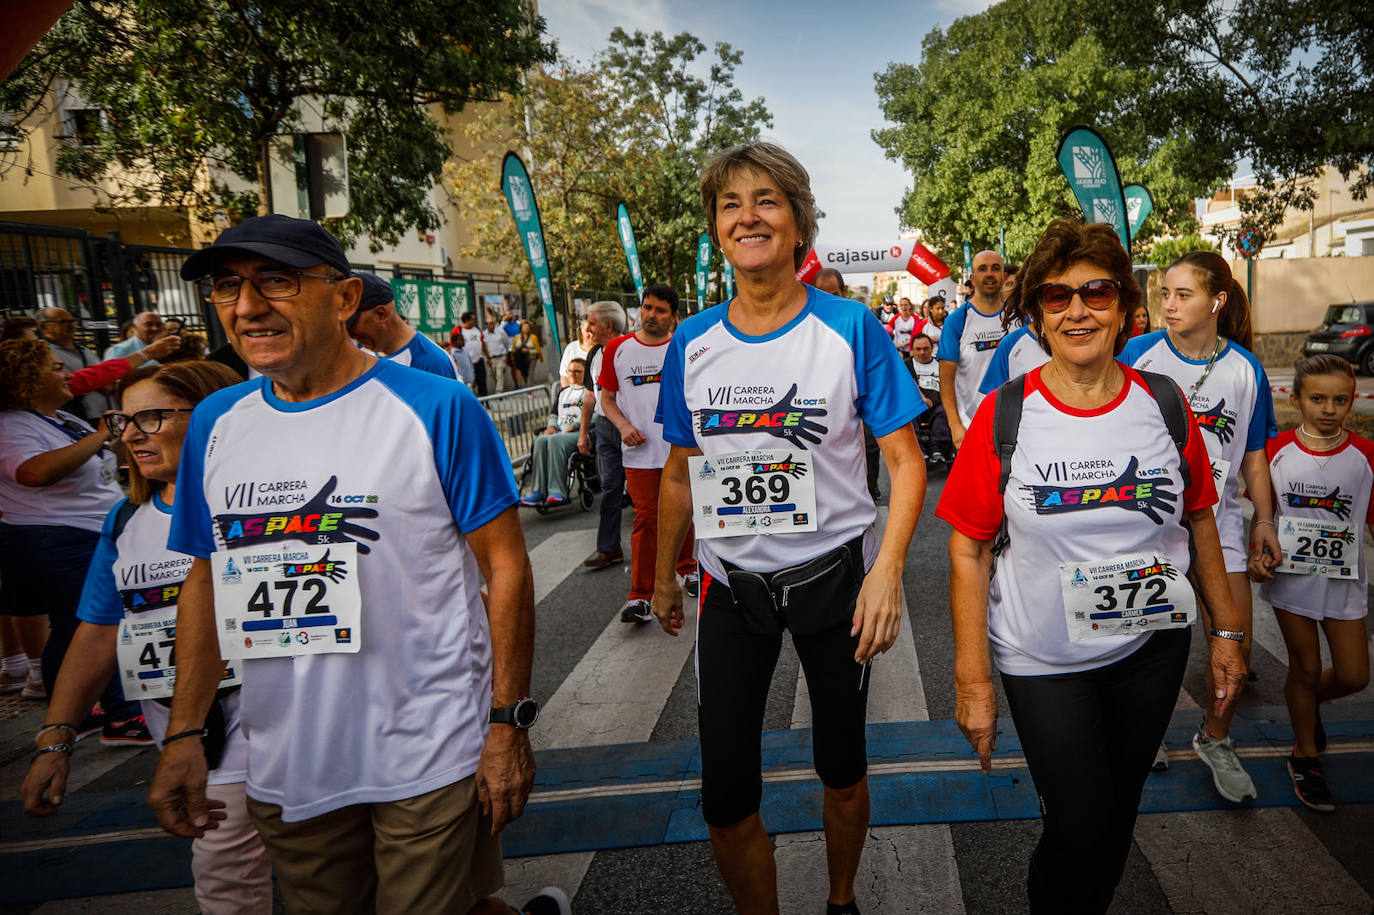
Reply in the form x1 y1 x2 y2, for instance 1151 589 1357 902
154 686 236 770
721 536 865 636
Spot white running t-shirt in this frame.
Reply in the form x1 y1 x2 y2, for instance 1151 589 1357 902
169 362 517 821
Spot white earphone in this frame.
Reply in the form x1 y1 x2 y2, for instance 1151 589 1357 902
1211 297 1222 314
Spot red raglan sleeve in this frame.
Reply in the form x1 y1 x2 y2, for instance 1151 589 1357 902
935 394 1005 540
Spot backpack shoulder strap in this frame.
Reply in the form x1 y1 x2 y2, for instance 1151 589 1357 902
1135 369 1193 490
992 374 1027 494
110 499 139 541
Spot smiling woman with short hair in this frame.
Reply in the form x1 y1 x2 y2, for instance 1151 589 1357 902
652 142 927 915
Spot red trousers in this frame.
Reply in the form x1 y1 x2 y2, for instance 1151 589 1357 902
624 466 695 600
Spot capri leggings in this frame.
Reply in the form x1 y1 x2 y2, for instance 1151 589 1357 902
696 571 871 829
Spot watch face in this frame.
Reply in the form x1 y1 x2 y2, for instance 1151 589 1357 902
514 698 540 729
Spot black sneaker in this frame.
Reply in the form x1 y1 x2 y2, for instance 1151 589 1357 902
75 707 108 742
619 599 653 624
101 714 154 747
1288 754 1335 812
1315 706 1327 754
521 886 570 915
827 901 861 915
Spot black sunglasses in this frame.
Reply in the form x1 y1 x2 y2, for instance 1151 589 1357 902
104 408 194 437
1037 279 1122 313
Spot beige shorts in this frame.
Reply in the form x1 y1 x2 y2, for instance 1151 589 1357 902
246 774 503 914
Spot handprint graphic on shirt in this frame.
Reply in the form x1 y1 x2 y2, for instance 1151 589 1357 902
215 477 381 554
1028 456 1179 525
699 384 829 449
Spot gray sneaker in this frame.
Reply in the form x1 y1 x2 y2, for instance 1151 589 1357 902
1152 741 1169 772
1192 728 1257 802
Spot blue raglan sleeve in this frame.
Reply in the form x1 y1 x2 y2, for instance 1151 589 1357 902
1117 333 1148 367
936 304 966 363
978 328 1017 394
167 404 219 559
656 327 698 448
1246 358 1278 451
855 307 926 437
77 503 126 626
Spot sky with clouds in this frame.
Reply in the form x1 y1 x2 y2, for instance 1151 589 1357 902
541 0 995 248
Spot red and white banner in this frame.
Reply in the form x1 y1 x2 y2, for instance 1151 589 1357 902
796 240 951 287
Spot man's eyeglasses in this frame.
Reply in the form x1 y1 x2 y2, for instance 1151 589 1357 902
1037 279 1122 313
196 269 340 304
103 408 194 437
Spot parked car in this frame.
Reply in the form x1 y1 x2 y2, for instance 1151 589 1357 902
1303 301 1374 374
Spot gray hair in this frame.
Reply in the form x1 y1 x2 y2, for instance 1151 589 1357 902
588 300 626 334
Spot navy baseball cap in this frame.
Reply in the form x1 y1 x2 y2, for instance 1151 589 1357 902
180 214 351 280
353 271 395 307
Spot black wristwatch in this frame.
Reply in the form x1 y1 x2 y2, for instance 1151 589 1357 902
489 697 540 730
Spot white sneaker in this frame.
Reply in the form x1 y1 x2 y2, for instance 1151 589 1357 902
1152 741 1169 771
1192 728 1257 802
521 886 571 915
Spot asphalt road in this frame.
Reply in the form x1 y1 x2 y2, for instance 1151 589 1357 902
2 463 1373 913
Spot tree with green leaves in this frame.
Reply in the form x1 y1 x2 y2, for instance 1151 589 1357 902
444 29 771 299
873 0 1226 265
0 0 553 247
1095 0 1373 241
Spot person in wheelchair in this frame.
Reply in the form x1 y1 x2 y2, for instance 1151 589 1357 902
521 358 588 508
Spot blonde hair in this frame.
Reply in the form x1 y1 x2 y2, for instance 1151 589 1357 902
699 142 817 270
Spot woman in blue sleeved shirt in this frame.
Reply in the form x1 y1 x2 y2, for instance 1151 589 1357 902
21 361 273 915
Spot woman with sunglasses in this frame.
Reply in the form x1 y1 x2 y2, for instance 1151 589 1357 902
1119 251 1278 804
938 219 1246 913
21 361 272 914
0 339 134 719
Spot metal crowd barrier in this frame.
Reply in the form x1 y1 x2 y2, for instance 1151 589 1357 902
478 384 554 468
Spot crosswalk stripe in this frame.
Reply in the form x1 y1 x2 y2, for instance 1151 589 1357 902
782 506 965 913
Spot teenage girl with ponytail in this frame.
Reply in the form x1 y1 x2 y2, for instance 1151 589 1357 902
1119 251 1279 804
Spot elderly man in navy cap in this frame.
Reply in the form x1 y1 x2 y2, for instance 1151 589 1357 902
346 271 457 379
149 215 565 915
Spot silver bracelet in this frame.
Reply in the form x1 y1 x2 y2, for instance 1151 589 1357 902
32 743 72 763
36 723 76 741
1208 627 1245 642
1254 519 1275 528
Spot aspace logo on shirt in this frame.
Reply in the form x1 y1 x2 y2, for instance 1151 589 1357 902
1024 456 1178 525
629 371 662 386
1284 482 1353 520
216 476 380 553
1192 397 1237 445
698 383 830 449
973 337 1002 352
120 582 182 613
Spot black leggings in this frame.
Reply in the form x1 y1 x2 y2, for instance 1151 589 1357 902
1001 626 1190 915
696 571 870 828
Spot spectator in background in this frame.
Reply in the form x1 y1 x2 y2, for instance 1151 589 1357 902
160 333 208 364
2 315 39 340
502 310 521 338
1002 263 1020 304
163 317 187 336
577 300 629 569
458 312 489 395
484 315 512 393
1131 303 1151 337
40 307 183 420
0 339 150 743
559 319 594 386
104 311 164 361
447 331 476 388
115 320 135 343
510 320 542 388
520 358 587 508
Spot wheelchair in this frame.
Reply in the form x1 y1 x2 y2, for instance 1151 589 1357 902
518 441 600 514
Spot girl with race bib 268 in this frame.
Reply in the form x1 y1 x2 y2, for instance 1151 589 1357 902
1248 354 1372 811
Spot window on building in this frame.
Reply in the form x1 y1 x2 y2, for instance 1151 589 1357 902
65 108 105 147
